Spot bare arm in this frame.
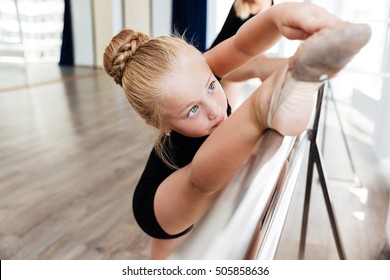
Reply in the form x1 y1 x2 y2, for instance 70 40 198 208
204 2 341 79
204 7 280 79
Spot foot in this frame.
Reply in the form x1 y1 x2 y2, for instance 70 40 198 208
268 22 371 136
290 22 372 82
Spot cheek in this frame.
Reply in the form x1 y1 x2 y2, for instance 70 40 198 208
216 87 228 109
219 89 227 102
171 118 209 137
186 116 215 136
190 119 210 134
217 83 227 100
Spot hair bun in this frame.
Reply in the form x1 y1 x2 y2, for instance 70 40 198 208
104 30 150 86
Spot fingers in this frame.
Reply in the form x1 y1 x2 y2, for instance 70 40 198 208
309 13 343 31
276 3 344 40
280 26 312 41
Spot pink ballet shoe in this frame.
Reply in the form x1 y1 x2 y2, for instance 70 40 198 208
268 22 371 136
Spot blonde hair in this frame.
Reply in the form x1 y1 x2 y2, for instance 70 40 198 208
234 0 271 20
234 0 252 20
103 29 198 169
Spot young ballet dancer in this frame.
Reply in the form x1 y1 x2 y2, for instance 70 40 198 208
103 2 371 259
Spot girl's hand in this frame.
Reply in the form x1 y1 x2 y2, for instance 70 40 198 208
271 3 344 40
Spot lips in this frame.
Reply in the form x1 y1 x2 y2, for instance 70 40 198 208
212 116 226 129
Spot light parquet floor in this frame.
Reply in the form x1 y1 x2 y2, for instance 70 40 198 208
0 63 153 259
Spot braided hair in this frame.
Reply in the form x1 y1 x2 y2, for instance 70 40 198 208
103 29 198 169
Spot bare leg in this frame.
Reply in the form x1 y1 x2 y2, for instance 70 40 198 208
151 235 189 259
221 55 287 110
223 54 287 83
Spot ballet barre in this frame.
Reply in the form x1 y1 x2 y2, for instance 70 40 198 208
169 84 346 260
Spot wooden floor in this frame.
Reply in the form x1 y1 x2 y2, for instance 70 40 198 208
0 63 389 260
0 63 153 259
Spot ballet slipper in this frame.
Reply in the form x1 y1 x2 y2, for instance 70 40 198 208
267 66 322 136
268 22 371 136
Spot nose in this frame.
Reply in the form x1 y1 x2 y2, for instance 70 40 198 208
207 103 220 120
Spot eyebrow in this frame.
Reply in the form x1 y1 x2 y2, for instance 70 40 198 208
204 72 213 90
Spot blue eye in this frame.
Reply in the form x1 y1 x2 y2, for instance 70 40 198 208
188 105 199 118
208 81 216 93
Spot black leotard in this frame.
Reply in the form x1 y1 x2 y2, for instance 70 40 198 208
132 0 275 240
133 106 231 239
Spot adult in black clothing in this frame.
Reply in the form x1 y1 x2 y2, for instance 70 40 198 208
209 0 274 49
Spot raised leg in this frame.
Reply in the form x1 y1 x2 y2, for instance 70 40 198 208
267 22 371 136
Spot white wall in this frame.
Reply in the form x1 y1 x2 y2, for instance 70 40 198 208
152 0 172 37
94 0 115 68
70 0 94 66
206 0 234 49
111 0 123 35
123 0 151 35
70 0 151 68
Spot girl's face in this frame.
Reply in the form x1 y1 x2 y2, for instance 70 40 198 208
162 51 228 138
